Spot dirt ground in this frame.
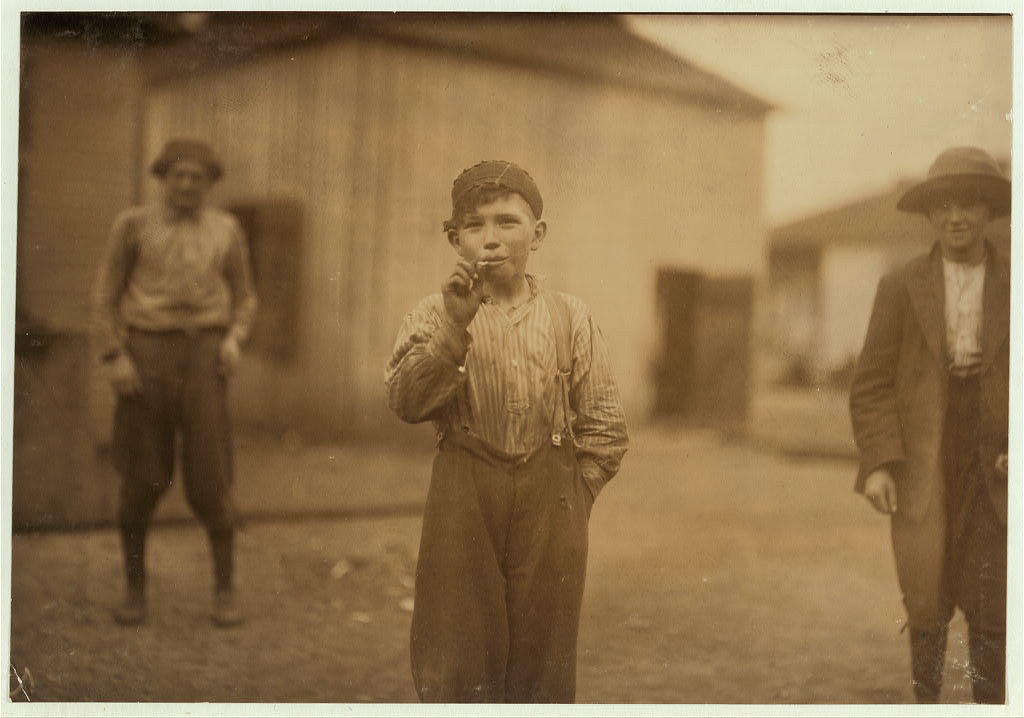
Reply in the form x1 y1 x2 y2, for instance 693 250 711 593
7 424 984 706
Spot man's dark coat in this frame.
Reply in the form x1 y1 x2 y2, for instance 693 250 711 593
849 240 1009 626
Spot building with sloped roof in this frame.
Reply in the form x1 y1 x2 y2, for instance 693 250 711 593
16 12 772 526
767 181 1010 384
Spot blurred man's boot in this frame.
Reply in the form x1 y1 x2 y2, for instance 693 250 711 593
968 629 1005 704
208 529 242 626
909 626 947 703
114 524 148 625
211 588 243 627
113 584 146 625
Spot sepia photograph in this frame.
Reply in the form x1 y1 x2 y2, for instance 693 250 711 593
0 4 1019 714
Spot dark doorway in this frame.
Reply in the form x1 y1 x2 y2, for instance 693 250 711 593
227 199 303 362
654 269 701 416
654 269 753 427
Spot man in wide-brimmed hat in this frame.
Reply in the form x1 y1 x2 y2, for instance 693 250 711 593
92 139 257 628
850 146 1010 703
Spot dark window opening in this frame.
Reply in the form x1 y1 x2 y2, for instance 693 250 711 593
227 198 303 361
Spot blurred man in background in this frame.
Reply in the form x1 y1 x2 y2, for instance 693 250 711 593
850 147 1009 703
92 139 257 627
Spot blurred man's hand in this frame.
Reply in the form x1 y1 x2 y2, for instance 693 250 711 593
995 453 1008 478
219 335 241 376
106 353 142 397
864 468 898 514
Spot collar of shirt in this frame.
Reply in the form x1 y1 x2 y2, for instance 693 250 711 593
942 256 986 306
941 254 985 278
479 273 545 320
158 202 205 226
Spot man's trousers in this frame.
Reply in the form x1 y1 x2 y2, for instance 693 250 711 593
410 430 593 703
890 374 1006 633
112 328 237 586
892 374 1006 702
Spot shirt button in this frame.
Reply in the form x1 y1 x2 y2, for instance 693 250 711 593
512 360 519 367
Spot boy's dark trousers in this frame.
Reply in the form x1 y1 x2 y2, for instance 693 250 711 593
908 373 1006 704
113 328 237 593
411 429 593 703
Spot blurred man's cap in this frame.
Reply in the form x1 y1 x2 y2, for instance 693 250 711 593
150 139 224 181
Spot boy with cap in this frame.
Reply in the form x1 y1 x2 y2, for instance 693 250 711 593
850 146 1010 703
92 139 257 627
385 160 628 702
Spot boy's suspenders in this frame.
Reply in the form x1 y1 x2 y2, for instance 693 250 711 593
540 289 576 447
445 289 575 447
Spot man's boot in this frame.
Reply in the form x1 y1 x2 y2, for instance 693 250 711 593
209 529 243 627
968 629 1005 704
113 524 147 625
212 588 243 627
909 625 947 703
113 583 146 625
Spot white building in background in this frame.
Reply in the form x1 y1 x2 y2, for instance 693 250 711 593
767 181 1010 385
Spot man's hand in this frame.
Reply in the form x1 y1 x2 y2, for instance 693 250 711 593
442 259 484 328
219 335 241 376
864 468 898 514
996 453 1008 479
106 353 142 397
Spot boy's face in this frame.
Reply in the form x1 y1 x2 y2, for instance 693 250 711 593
926 189 991 262
448 192 546 284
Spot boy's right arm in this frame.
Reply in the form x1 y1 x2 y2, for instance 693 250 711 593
384 299 472 424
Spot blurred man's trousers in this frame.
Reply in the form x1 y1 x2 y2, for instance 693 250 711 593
112 328 237 590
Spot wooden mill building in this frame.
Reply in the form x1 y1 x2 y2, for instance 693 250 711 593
15 12 772 526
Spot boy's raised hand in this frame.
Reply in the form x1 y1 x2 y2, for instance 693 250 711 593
443 259 484 327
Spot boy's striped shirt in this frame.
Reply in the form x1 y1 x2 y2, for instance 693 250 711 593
385 277 628 497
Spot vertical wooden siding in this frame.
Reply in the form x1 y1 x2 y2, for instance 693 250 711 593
17 40 143 332
14 40 145 526
142 35 766 438
144 42 362 434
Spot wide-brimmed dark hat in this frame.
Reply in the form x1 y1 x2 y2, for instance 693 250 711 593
897 146 1010 217
150 139 224 181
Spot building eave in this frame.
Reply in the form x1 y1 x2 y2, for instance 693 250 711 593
34 11 773 117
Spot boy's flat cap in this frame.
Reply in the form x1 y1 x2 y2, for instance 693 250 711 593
451 160 543 219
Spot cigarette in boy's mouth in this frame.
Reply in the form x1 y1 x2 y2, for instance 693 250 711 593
476 259 505 268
